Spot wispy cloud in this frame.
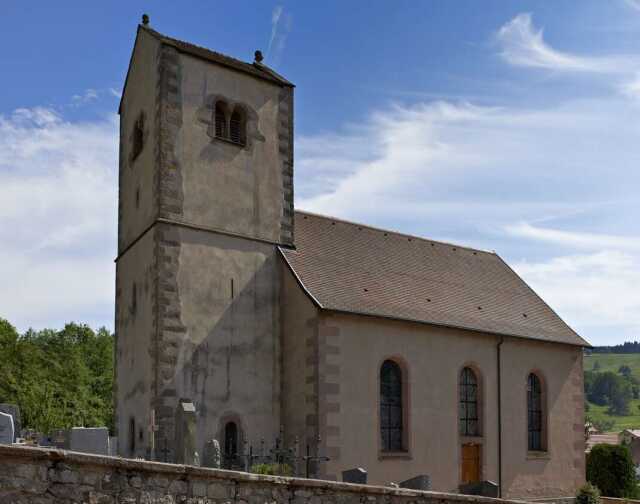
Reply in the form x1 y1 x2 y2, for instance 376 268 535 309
624 0 640 11
266 5 292 66
506 222 640 252
0 103 118 332
296 95 640 344
496 13 633 73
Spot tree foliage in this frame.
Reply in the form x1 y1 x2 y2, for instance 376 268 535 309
587 372 633 415
587 444 638 498
0 318 113 434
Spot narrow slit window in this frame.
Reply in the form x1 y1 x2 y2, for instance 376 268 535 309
229 108 246 145
215 102 228 139
132 114 144 161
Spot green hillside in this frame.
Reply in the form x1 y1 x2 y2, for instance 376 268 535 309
585 353 640 431
585 353 640 379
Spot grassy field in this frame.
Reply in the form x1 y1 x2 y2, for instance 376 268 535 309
585 353 640 379
584 353 640 432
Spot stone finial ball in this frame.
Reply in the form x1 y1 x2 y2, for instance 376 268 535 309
254 50 264 63
142 14 150 26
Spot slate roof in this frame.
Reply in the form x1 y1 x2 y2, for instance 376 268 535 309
280 211 589 347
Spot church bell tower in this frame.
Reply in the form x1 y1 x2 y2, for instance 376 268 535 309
115 19 294 461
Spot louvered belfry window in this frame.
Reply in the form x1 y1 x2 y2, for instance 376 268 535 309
380 360 403 451
229 108 245 145
460 367 479 436
215 102 227 139
528 373 543 451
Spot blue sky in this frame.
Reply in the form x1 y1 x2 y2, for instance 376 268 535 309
1 1 640 345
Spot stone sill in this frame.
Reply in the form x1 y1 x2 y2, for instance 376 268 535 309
378 451 412 461
214 135 245 148
526 451 550 460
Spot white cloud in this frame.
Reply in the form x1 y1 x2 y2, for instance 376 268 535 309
0 105 118 332
506 222 640 252
621 72 640 99
496 13 636 74
624 0 640 11
296 95 640 345
513 251 640 339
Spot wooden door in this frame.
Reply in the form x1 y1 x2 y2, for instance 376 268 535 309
461 444 481 483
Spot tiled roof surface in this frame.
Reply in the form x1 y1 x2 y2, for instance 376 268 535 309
142 25 294 87
280 211 589 347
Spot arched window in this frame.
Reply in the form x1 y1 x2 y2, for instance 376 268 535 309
132 113 144 161
528 373 544 451
215 102 228 139
380 359 403 451
224 421 238 458
229 108 246 145
459 367 479 436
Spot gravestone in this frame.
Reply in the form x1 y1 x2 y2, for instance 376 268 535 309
175 399 198 465
0 404 20 441
203 439 221 468
108 436 118 456
51 429 69 449
69 427 109 455
342 467 367 484
0 412 14 444
400 474 431 491
459 480 499 498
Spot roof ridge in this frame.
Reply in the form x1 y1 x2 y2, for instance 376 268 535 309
294 210 495 255
140 25 294 87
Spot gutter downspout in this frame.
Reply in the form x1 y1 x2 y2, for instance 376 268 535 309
497 336 504 498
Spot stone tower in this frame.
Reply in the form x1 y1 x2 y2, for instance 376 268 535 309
115 22 294 461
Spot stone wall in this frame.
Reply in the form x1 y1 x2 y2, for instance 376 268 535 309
0 444 533 504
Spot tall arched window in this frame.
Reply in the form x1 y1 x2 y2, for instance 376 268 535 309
215 102 228 139
380 359 403 451
459 367 479 436
229 108 246 145
224 421 238 458
528 373 544 451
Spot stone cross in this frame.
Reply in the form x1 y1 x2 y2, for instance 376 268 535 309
0 412 14 445
203 439 222 468
174 399 198 466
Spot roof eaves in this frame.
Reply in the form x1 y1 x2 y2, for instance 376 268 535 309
320 306 591 348
278 248 324 309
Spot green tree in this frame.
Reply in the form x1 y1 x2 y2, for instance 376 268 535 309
0 318 114 434
587 444 638 498
588 372 633 415
618 365 632 379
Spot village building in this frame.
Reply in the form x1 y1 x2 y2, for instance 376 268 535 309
115 20 588 499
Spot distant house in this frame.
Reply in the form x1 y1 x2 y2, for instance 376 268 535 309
619 429 640 465
586 433 619 453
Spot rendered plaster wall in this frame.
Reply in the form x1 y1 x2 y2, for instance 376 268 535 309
114 229 156 458
280 262 320 470
118 28 159 253
155 224 282 457
319 312 584 499
0 444 534 504
177 51 294 246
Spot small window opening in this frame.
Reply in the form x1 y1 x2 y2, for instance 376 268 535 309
215 102 228 139
380 359 404 451
129 417 136 454
131 282 137 316
135 187 140 209
224 421 238 459
229 108 246 145
132 114 144 160
460 367 479 436
528 373 544 451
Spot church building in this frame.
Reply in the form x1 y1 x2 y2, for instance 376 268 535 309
115 20 588 499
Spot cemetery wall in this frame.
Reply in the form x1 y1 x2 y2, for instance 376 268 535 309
0 444 533 504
